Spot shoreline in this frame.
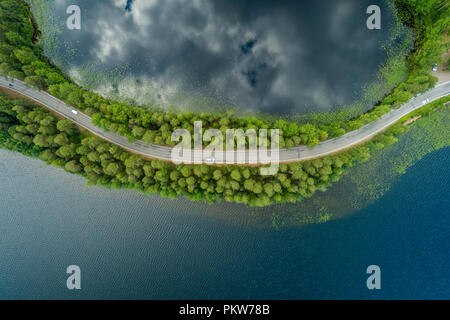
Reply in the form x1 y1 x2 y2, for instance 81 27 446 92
1 76 448 165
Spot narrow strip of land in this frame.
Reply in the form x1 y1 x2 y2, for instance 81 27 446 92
1 76 449 163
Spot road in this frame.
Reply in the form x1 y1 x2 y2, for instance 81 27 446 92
1 76 449 164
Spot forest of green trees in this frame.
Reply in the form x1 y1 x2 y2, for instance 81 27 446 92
1 90 447 206
0 0 448 206
3 92 441 207
0 0 447 148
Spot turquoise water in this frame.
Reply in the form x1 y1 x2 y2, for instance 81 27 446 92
0 147 448 299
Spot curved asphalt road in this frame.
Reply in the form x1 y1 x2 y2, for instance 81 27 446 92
1 76 449 164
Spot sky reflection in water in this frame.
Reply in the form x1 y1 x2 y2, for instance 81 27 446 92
48 0 402 115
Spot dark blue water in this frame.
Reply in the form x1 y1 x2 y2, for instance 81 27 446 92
0 148 448 299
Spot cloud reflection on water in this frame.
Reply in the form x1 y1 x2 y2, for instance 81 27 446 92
48 0 399 115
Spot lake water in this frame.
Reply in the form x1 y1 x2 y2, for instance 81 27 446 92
34 0 411 115
3 0 447 299
0 147 448 299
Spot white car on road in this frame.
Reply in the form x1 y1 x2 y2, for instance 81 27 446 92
421 98 430 105
71 109 78 115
